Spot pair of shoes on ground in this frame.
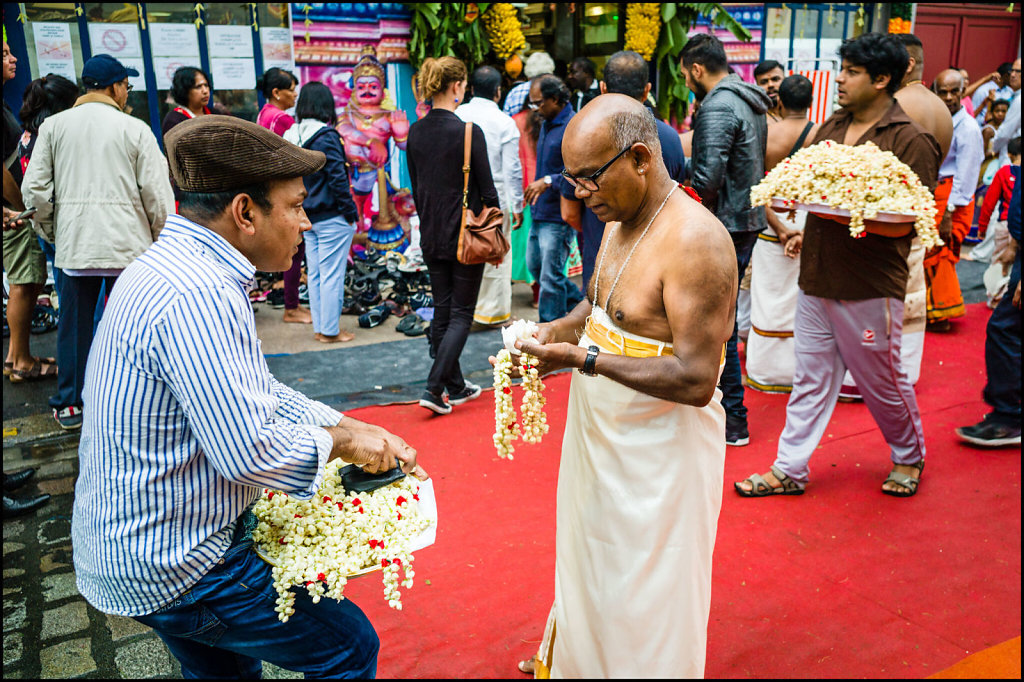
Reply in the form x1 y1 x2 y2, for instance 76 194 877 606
3 467 51 516
735 460 925 498
725 415 749 447
396 314 428 336
53 405 83 430
956 416 1021 448
359 303 391 328
418 382 482 415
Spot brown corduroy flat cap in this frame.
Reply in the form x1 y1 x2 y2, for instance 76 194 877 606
164 115 326 192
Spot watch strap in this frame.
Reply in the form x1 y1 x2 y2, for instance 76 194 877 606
579 344 599 376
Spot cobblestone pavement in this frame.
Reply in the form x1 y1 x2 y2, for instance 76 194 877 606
2 436 302 679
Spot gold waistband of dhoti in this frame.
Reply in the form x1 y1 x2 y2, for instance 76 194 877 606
585 315 673 357
585 315 727 364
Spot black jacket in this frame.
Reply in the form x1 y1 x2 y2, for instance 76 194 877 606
407 108 499 261
690 74 772 232
298 125 359 225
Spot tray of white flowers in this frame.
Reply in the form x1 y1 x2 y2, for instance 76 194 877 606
252 461 436 621
751 140 941 248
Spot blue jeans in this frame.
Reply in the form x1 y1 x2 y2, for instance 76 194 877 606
527 220 582 322
306 216 357 336
983 262 1021 425
134 514 379 679
719 230 762 424
49 274 117 410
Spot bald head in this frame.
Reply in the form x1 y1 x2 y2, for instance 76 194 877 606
568 94 661 162
933 68 965 115
563 94 667 224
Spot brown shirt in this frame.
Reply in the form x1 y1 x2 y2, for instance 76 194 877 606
799 100 941 301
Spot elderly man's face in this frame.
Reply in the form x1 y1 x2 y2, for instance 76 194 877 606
933 71 963 116
250 177 312 272
562 125 644 223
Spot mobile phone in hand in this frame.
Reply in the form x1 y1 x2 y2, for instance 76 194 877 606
11 208 37 221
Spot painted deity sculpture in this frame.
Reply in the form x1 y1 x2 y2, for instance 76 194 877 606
337 45 410 253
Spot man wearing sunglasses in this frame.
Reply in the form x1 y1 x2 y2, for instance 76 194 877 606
523 74 584 322
505 93 736 677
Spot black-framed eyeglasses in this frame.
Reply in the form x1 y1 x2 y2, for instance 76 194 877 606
560 145 633 192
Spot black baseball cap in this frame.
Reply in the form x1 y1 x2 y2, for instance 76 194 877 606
81 54 139 88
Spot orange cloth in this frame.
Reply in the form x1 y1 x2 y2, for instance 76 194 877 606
925 177 970 321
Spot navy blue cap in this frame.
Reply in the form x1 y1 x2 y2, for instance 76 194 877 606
81 54 139 88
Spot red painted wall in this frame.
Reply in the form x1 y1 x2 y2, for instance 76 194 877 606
914 3 1021 86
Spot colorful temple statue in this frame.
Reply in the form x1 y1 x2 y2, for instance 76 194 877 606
338 45 410 253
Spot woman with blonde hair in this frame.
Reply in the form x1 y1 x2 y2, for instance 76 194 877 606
407 57 499 414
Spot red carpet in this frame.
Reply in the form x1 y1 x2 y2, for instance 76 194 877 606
340 302 1020 678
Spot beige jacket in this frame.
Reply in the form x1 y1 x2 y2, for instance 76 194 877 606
22 93 174 270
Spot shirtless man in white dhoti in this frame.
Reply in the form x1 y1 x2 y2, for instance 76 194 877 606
502 94 737 678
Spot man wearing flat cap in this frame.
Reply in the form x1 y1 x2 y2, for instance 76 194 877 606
70 115 426 678
22 54 174 431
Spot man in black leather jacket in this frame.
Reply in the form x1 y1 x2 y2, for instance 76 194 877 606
683 33 772 447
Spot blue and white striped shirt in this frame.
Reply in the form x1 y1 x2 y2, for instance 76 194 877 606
72 214 343 617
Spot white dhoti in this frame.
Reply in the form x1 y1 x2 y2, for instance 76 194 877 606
746 213 805 393
543 307 726 679
842 237 925 394
473 213 513 325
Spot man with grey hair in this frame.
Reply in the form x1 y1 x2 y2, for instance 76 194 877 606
503 51 555 115
503 93 736 678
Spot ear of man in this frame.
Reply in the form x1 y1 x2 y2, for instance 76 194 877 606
232 193 259 236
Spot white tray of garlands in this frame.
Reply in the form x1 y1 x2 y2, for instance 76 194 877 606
769 197 917 223
251 460 437 620
752 140 940 247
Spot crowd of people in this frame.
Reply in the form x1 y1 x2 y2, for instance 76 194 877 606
1 22 1021 680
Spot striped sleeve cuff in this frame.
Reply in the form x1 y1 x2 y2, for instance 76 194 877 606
288 425 335 499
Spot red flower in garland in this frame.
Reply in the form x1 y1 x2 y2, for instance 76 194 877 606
294 513 302 518
352 498 361 506
413 493 419 501
279 537 287 544
503 387 512 394
397 513 403 521
392 558 402 567
322 495 332 503
267 491 275 500
317 572 326 582
337 502 344 510
305 580 314 586
381 558 391 567
359 507 365 514
396 496 407 506
369 538 380 549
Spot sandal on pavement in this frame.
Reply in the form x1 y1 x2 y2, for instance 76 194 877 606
358 303 391 329
9 359 59 383
396 314 427 336
734 465 804 497
881 460 924 498
518 655 538 675
5 356 56 376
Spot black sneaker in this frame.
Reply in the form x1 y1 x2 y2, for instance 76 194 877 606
955 418 1021 448
447 381 482 405
725 417 749 447
267 289 285 309
418 390 452 415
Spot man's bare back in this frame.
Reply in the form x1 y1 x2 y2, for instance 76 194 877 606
895 83 953 158
765 117 819 172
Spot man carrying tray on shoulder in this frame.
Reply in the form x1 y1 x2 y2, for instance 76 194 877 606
71 115 426 678
735 32 941 499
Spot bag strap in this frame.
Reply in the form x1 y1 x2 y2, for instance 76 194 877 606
461 121 473 230
787 121 815 158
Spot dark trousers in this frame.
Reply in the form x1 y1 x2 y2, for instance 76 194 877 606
49 274 118 410
283 241 305 310
719 230 762 424
425 258 484 396
134 514 378 678
983 264 1021 424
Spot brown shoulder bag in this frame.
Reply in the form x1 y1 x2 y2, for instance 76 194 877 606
457 121 509 265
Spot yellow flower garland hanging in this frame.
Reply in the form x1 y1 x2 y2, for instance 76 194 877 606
481 3 527 60
624 3 662 62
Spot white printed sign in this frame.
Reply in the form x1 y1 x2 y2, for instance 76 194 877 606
152 56 200 90
260 27 294 72
210 58 255 90
207 25 254 59
88 23 142 59
148 23 200 58
120 58 147 91
32 22 77 82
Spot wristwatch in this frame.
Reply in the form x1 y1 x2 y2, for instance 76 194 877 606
578 345 600 376
543 174 552 185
